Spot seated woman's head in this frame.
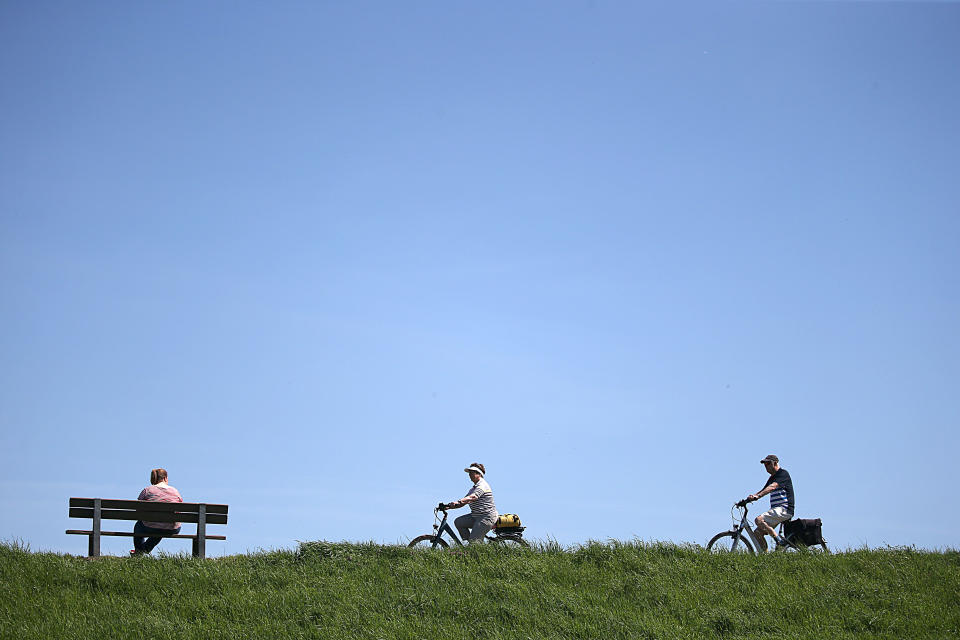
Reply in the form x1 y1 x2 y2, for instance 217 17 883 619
150 468 168 485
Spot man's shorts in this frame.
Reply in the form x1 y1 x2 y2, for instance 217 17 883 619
758 506 793 527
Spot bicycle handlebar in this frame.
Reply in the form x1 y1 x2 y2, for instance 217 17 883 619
436 502 449 512
735 497 756 508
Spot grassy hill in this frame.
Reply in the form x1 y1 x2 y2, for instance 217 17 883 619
1 540 957 639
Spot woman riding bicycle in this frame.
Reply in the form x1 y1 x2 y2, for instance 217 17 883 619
444 462 498 544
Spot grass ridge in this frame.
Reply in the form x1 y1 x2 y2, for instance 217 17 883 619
1 541 957 639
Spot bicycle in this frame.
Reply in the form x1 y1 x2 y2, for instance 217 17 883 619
408 503 529 548
707 498 829 553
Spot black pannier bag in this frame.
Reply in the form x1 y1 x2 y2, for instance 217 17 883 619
784 518 824 545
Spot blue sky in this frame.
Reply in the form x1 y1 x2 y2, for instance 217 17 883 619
2 1 958 556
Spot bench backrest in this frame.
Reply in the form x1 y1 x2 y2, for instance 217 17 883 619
69 498 228 525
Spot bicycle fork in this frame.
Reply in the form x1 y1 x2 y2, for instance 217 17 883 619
433 515 464 548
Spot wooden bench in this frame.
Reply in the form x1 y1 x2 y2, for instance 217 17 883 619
66 497 228 558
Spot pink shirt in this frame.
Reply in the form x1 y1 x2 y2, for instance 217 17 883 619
138 484 183 529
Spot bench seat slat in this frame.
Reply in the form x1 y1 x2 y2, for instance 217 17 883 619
69 498 228 515
69 507 227 525
66 530 226 540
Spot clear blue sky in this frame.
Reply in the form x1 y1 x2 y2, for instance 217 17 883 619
2 1 958 556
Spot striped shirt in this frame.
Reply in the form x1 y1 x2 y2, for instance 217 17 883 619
770 488 789 509
764 468 794 514
138 484 183 529
464 478 498 522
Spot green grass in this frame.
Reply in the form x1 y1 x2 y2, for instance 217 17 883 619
2 540 958 639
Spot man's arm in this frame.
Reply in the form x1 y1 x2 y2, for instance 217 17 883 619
749 482 779 502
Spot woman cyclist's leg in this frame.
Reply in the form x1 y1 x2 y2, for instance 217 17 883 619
468 518 495 543
454 514 475 541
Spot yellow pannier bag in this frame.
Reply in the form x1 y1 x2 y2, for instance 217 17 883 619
496 514 521 528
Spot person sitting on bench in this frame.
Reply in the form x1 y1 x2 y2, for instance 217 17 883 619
131 468 183 556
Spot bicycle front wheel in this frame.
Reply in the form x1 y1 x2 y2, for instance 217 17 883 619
408 535 449 549
707 531 755 554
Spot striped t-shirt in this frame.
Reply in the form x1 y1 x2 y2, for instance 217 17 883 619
464 478 498 523
138 484 183 529
764 468 794 514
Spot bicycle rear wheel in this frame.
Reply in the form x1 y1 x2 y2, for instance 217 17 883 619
408 535 449 549
782 539 830 553
707 531 755 554
489 534 529 548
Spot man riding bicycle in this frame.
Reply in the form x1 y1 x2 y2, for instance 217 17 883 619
748 454 794 551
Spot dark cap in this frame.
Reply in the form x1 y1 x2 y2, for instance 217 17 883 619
760 454 779 464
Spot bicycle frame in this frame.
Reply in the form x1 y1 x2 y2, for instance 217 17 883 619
428 507 465 548
726 502 815 552
729 503 766 552
409 503 528 549
710 498 826 553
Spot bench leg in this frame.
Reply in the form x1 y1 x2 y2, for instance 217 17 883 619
195 504 206 558
90 498 101 557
